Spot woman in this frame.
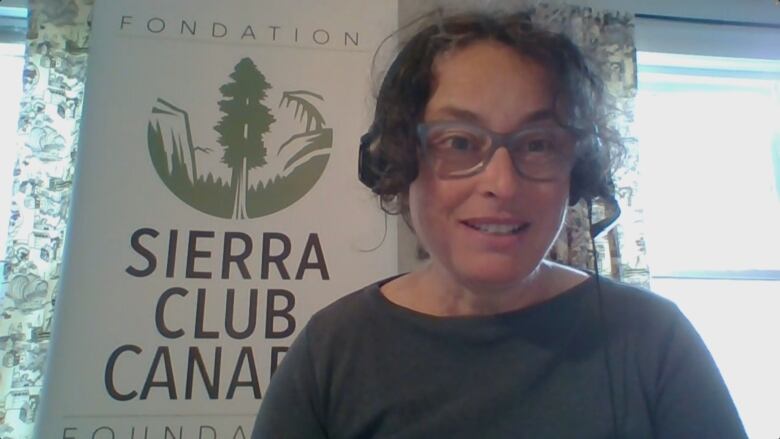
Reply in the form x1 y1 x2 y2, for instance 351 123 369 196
253 11 746 439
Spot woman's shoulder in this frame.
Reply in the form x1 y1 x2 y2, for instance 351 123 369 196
589 276 693 354
545 261 680 322
305 276 399 334
595 275 680 318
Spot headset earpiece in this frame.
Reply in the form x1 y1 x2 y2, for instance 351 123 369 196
358 126 382 191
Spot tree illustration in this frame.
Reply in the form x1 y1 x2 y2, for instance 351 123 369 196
214 58 276 219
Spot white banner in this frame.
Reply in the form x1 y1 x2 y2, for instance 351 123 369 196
35 0 398 437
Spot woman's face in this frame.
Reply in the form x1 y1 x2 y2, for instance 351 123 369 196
408 40 571 290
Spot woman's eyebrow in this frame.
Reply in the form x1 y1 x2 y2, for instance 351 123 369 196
522 109 558 124
430 106 558 127
430 106 484 123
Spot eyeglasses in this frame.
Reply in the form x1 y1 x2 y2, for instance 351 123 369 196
417 121 578 181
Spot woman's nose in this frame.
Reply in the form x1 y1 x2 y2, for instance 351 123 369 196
477 147 522 199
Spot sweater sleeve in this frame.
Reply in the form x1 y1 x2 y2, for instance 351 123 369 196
251 325 328 439
651 306 747 438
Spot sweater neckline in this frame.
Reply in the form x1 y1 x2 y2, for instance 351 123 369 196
366 274 597 338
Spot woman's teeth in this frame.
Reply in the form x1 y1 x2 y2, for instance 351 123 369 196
467 223 528 235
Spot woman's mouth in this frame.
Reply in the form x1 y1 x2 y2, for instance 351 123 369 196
462 221 530 235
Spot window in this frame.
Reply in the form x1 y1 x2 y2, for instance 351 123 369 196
637 52 780 278
0 6 27 280
635 51 780 439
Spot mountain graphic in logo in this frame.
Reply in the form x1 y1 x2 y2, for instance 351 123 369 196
147 57 332 219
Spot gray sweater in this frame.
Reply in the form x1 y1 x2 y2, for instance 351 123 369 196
252 275 747 438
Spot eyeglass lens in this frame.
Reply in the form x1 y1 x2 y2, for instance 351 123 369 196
420 122 576 180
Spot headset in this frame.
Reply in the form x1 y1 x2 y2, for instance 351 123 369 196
358 128 382 191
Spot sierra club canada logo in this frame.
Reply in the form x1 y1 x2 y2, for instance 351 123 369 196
147 57 332 219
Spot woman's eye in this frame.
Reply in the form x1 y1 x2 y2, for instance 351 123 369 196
526 138 553 153
446 135 476 151
430 132 479 152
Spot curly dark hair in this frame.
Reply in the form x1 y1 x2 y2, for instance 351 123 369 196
360 10 626 218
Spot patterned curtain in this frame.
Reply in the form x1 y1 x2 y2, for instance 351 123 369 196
0 0 91 437
535 4 651 287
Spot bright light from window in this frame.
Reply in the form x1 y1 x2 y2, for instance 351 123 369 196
635 52 780 275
